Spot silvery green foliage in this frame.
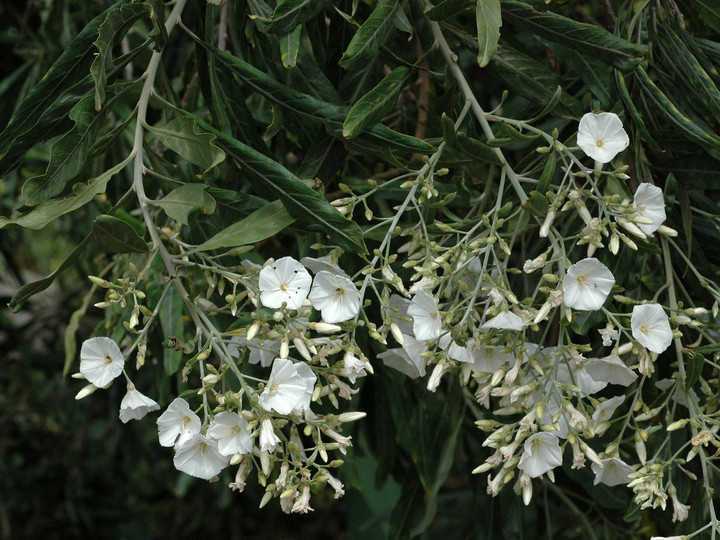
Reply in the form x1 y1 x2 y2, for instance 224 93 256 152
4 0 720 538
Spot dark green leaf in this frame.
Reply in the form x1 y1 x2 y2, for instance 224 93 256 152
537 151 556 192
92 215 148 253
685 351 705 390
90 3 148 111
570 308 605 335
280 24 302 68
161 285 185 375
22 81 140 206
456 132 503 165
691 0 720 35
195 200 295 251
521 190 549 217
0 155 133 231
677 182 693 256
425 0 473 21
339 0 398 71
265 0 332 34
8 233 94 312
150 116 227 171
615 71 661 152
634 66 720 159
490 46 584 119
501 0 644 72
153 183 217 226
441 113 457 145
476 0 502 68
392 7 413 36
175 110 367 254
343 66 409 138
550 42 616 109
0 0 132 169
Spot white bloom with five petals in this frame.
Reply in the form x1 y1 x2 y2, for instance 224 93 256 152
80 337 125 388
173 434 229 480
631 304 673 354
407 289 442 340
585 355 638 386
259 358 316 415
518 432 563 478
482 310 527 331
156 398 201 448
577 112 629 163
258 256 312 310
562 258 615 311
207 411 254 456
119 384 160 423
308 270 360 323
592 457 635 486
633 183 666 235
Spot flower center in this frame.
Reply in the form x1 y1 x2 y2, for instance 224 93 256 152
595 137 605 148
280 283 289 292
576 274 587 285
199 441 206 456
335 287 345 299
104 355 113 364
269 383 280 395
640 324 651 335
231 425 241 434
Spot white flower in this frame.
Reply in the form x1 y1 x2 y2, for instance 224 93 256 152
557 358 608 396
585 355 638 386
342 352 367 384
259 358 316 415
377 334 427 378
207 411 253 456
481 311 526 331
598 323 619 346
80 337 125 388
407 289 442 340
173 434 229 480
157 398 201 448
119 384 160 423
300 256 349 278
259 418 280 452
438 334 473 363
633 183 666 235
258 256 312 310
592 395 625 423
592 457 634 486
470 345 514 373
229 336 277 367
562 258 615 311
294 362 316 412
577 112 629 163
631 304 673 353
518 432 563 478
308 270 360 323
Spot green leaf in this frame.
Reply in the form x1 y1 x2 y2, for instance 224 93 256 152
152 183 217 226
264 0 332 34
441 113 457 145
64 287 96 377
339 0 398 71
615 71 661 152
90 2 148 111
521 190 549 217
550 42 616 110
634 66 720 159
425 0 474 21
343 66 409 139
0 154 134 231
691 0 720 35
8 233 94 312
456 132 503 165
500 0 644 73
0 0 132 170
279 24 302 68
570 308 605 335
160 285 185 375
537 151 556 193
189 36 433 154
195 200 296 252
22 81 140 206
685 351 705 390
392 7 413 36
677 182 693 256
92 215 148 253
175 110 367 254
476 0 502 68
490 46 584 119
149 116 226 171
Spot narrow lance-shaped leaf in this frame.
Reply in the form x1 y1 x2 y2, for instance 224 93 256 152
173 109 367 254
500 0 644 73
22 81 141 207
264 0 332 34
476 0 502 68
152 183 217 226
343 66 410 139
0 0 133 169
188 35 434 153
195 200 296 252
0 153 135 231
339 0 398 71
90 2 149 111
92 215 149 253
425 0 474 22
280 24 302 69
148 116 226 171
